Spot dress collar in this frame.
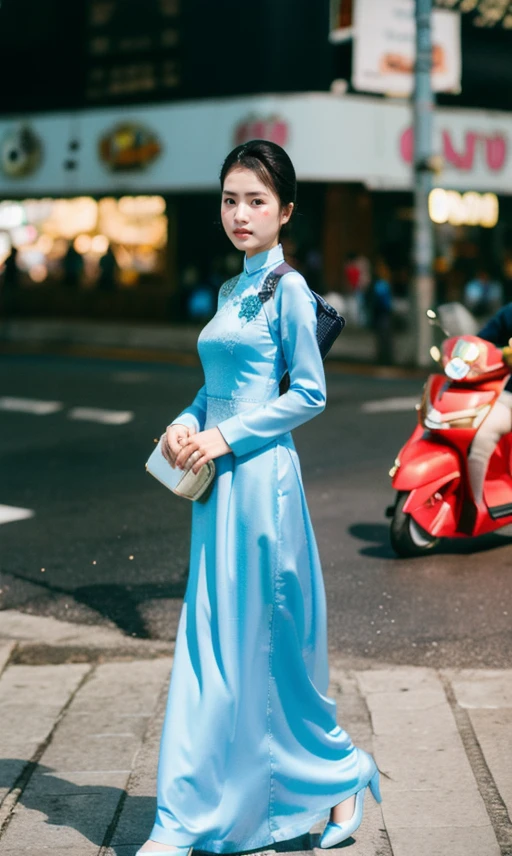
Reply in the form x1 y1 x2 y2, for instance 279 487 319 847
244 243 284 276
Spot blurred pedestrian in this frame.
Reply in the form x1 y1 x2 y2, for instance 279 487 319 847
344 252 370 326
367 259 394 364
463 269 503 318
1 246 19 318
97 244 118 292
63 242 84 288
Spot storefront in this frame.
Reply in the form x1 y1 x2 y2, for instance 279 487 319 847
0 93 511 321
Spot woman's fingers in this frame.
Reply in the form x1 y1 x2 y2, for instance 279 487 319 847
166 426 189 463
191 452 209 474
161 433 175 465
175 439 204 470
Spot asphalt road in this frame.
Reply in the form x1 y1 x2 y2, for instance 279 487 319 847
1 353 511 668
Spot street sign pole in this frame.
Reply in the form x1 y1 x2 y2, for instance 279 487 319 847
413 0 435 366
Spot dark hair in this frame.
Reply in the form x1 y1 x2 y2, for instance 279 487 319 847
220 140 297 218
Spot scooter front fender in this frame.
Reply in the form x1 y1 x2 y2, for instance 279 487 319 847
392 438 461 493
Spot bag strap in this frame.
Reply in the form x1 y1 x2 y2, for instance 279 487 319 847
258 262 296 304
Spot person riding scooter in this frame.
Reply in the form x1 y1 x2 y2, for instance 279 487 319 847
468 304 512 514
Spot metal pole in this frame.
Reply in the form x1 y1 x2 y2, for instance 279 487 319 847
413 0 435 366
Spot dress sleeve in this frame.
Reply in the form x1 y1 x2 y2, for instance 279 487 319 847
216 271 326 457
169 383 207 433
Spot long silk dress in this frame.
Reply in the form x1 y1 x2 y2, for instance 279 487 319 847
150 243 370 854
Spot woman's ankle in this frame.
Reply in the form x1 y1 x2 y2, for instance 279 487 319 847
330 793 356 824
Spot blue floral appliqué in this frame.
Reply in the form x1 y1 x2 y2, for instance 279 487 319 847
238 294 262 324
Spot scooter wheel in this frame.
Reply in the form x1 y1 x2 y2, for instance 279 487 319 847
390 491 440 558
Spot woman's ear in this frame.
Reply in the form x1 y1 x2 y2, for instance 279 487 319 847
280 202 294 226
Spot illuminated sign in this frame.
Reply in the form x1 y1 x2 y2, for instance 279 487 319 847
428 188 499 228
1 125 42 178
234 116 289 148
400 127 507 172
99 123 161 172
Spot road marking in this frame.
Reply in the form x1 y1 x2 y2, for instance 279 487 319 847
68 407 134 425
362 396 420 414
0 397 63 415
0 505 35 525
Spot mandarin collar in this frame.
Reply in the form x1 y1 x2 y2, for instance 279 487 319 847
244 243 284 276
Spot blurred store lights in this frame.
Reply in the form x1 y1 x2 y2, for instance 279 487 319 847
428 187 499 227
0 194 167 285
0 202 24 229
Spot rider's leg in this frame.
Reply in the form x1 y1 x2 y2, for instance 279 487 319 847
467 392 512 505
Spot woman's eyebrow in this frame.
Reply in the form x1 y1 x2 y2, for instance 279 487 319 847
222 190 268 197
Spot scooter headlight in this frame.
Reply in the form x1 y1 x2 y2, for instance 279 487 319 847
445 357 471 380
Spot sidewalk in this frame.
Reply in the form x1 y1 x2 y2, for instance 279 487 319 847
0 317 415 368
0 613 511 856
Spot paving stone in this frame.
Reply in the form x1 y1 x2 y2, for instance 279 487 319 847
355 668 497 855
0 643 14 678
0 660 171 855
0 664 89 708
386 824 501 856
356 666 442 695
381 785 490 828
368 702 459 738
0 664 90 804
109 678 169 845
371 735 475 789
0 849 98 856
446 669 512 815
1 660 510 856
0 759 26 808
55 709 151 741
26 770 130 796
0 793 119 849
0 705 71 746
466 707 512 815
445 668 512 709
43 660 171 773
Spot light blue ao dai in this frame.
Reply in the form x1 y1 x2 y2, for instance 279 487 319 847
149 243 371 853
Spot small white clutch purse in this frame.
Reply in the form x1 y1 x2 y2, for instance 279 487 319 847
145 436 216 501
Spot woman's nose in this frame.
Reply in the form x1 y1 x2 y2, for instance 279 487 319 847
234 203 249 223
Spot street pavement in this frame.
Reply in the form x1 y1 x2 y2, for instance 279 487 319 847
0 627 511 856
1 352 512 854
1 353 511 668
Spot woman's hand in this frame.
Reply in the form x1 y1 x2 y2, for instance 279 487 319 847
174 428 232 474
162 423 196 467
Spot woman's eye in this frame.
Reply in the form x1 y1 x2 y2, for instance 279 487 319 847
224 198 235 205
252 199 264 206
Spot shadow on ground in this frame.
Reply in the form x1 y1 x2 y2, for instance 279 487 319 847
0 571 186 638
349 521 512 559
0 759 340 855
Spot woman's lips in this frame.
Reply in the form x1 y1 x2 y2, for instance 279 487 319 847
234 229 252 237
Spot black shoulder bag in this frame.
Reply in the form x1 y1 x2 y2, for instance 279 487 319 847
258 262 346 395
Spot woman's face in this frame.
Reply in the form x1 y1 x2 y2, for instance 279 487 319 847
221 166 293 258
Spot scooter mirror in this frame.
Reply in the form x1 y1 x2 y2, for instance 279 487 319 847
426 309 437 321
430 345 441 363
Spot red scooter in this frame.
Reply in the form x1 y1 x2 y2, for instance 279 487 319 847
388 317 512 557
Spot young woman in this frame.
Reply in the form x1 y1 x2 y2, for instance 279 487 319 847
137 140 381 856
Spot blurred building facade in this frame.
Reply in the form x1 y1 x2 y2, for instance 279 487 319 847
0 0 511 323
